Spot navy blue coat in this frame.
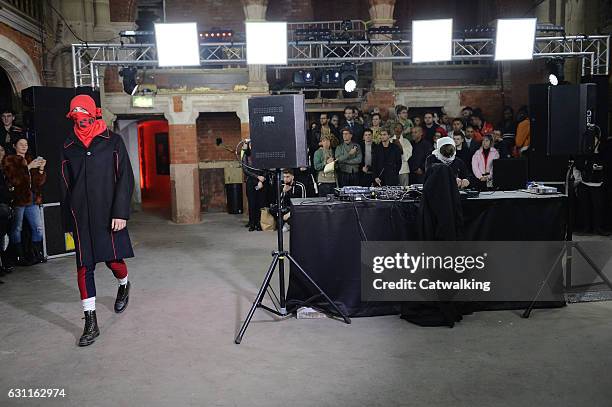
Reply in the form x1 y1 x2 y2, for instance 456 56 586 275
60 130 134 267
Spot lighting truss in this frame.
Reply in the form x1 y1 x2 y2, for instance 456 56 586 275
73 35 610 88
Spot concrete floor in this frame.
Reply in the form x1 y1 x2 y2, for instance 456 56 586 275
1 210 611 407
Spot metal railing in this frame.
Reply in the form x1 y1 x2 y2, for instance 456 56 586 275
73 35 611 88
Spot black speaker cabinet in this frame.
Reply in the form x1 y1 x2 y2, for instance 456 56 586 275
529 83 597 181
248 94 307 169
547 83 597 156
22 86 100 203
42 203 73 257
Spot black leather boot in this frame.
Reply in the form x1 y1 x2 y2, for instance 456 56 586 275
114 281 130 313
15 244 33 266
32 241 47 264
78 310 100 347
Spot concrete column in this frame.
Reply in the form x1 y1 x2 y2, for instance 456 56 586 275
369 0 396 91
93 0 111 30
564 0 586 82
60 0 94 40
236 102 250 140
165 96 201 224
242 0 269 93
535 0 552 24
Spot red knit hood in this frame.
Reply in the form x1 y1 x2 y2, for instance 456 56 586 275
66 95 107 148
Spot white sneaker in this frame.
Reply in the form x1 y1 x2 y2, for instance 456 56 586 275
282 224 290 232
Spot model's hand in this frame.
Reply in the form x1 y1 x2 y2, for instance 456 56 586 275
257 176 265 182
375 178 382 186
111 218 126 232
461 179 470 188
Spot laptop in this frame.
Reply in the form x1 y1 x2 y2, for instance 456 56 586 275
493 159 528 190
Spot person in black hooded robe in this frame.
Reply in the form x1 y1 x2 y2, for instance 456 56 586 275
400 162 467 327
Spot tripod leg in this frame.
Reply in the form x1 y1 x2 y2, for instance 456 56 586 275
522 247 565 319
574 244 612 291
286 254 351 324
235 254 280 344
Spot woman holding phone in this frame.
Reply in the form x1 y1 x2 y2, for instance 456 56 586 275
2 136 46 265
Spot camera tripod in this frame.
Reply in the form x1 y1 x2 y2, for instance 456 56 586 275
235 168 351 344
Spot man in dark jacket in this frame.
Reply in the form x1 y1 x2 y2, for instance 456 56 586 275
61 95 134 347
373 129 402 186
408 126 434 184
1 109 21 154
342 106 364 145
241 141 267 231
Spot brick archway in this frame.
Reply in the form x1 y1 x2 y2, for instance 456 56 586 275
0 34 41 93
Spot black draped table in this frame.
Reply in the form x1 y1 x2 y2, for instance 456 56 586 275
286 191 568 317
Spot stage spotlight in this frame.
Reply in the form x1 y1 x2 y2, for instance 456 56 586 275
154 23 200 67
321 68 342 86
341 64 358 92
412 19 453 63
494 18 537 61
200 29 234 42
292 69 317 87
549 74 559 86
246 22 287 65
119 67 138 95
545 58 564 85
344 78 357 93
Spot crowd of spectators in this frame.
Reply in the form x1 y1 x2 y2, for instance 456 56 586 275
242 102 611 236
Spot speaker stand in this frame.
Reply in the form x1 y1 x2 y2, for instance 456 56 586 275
235 169 350 344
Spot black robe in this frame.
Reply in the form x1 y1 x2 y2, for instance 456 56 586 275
401 163 466 327
60 130 135 267
419 163 464 241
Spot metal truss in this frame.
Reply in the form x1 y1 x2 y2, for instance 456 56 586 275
73 35 610 88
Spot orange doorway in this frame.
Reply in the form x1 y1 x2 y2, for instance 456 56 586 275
138 120 171 214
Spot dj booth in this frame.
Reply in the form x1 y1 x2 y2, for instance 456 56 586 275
286 191 568 317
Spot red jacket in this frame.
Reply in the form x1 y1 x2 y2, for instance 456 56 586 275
2 154 46 206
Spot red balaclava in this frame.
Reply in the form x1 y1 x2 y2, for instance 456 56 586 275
66 95 107 148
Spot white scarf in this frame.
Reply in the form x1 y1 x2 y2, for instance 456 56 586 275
433 149 456 165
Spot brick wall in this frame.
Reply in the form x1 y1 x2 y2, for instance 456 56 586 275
109 0 137 22
200 168 226 212
169 124 199 164
196 112 241 162
311 0 369 21
459 89 505 127
363 91 396 120
165 0 245 32
0 22 42 79
508 60 547 112
104 67 123 93
267 0 313 21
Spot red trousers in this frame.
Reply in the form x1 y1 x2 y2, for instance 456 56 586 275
77 260 128 300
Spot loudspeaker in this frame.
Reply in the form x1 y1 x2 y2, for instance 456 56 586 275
248 94 307 169
547 83 597 155
41 203 72 256
22 86 100 203
528 84 598 181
